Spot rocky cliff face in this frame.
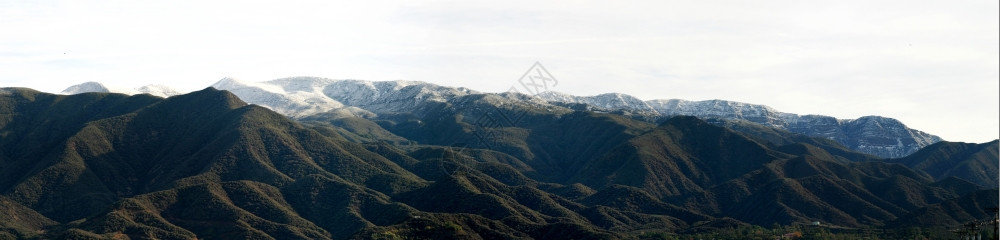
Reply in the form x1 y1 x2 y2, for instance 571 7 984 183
793 115 942 158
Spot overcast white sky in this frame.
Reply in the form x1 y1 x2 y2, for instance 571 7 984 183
1 0 997 143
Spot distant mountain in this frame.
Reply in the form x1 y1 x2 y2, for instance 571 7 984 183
60 78 941 158
0 87 995 238
135 84 182 97
210 78 941 158
208 77 352 117
61 81 182 97
537 92 942 158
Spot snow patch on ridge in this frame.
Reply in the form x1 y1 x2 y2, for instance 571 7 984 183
209 77 348 118
61 81 182 97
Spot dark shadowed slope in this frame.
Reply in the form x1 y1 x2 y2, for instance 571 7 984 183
569 116 973 227
0 89 624 239
887 189 999 228
892 140 999 188
572 116 791 198
0 88 432 239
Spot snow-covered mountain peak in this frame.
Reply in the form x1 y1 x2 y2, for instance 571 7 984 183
536 91 657 112
214 78 286 94
266 77 338 92
210 77 254 90
209 77 348 117
589 93 656 112
61 82 112 94
536 91 577 103
208 77 485 118
853 115 900 125
61 82 182 97
533 90 940 158
60 81 164 96
213 78 489 118
379 80 423 90
318 79 477 113
135 84 181 97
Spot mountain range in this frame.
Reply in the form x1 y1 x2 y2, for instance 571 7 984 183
63 77 943 159
4 82 997 239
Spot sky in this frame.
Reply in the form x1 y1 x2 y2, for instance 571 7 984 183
1 0 997 143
